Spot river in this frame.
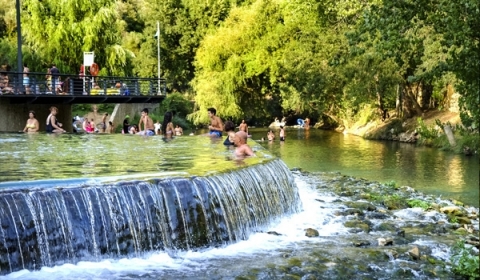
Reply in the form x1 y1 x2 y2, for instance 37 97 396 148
249 127 479 207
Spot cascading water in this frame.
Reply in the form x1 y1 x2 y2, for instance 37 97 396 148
0 158 301 275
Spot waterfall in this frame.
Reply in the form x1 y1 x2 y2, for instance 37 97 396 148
0 159 301 274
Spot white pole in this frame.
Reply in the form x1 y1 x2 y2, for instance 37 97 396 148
157 21 161 95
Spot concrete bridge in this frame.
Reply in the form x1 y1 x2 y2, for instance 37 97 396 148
0 71 166 132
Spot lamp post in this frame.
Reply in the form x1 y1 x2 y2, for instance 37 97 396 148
16 0 23 92
156 21 161 95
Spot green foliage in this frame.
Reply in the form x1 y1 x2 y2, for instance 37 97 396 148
407 199 430 210
384 180 397 189
450 241 480 279
21 0 133 75
416 118 439 140
159 92 194 118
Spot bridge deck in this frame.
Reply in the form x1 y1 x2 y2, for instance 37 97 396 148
0 72 166 104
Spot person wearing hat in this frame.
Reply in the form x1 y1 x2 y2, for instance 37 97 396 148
123 115 130 134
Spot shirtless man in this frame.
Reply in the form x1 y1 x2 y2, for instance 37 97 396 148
239 119 248 134
207 107 224 137
138 108 155 136
101 113 108 133
233 131 255 158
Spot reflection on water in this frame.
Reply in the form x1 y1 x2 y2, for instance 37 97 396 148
0 133 268 183
251 127 479 207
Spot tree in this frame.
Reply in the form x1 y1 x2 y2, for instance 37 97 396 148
21 0 133 75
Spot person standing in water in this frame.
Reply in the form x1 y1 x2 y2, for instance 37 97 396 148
239 119 248 134
207 107 224 137
162 111 175 139
138 108 155 136
279 126 285 141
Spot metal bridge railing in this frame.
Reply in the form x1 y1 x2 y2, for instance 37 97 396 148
0 72 167 96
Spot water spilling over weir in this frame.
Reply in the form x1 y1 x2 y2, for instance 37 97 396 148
0 158 301 274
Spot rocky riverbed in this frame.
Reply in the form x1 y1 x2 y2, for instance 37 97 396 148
235 170 479 280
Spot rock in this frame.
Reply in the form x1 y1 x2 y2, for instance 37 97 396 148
440 206 464 216
353 240 371 247
384 249 398 260
408 246 420 260
304 228 319 237
344 220 371 233
267 231 282 236
456 217 472 225
374 222 397 232
335 208 364 216
377 237 394 246
343 201 377 211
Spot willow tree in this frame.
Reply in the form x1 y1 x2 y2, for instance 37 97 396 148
21 0 133 75
190 0 342 124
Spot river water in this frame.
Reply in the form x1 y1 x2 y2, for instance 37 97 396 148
0 131 478 279
250 127 479 208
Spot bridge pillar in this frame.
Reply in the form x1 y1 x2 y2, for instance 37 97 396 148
109 103 159 132
0 98 72 132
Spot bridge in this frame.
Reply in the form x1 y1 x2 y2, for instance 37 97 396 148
0 71 167 132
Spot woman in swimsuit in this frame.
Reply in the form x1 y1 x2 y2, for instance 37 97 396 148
162 111 174 139
46 106 66 133
23 110 39 132
223 121 235 146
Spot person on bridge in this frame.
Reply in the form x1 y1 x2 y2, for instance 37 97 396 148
46 106 66 133
207 107 224 137
23 110 39 133
137 108 155 136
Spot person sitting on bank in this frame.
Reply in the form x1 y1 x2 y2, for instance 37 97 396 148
207 107 224 137
223 120 236 146
138 108 155 136
23 110 39 132
233 131 255 158
46 106 66 133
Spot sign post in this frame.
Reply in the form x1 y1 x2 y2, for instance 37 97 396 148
83 52 94 94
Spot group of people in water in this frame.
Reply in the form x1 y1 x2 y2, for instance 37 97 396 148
22 106 300 159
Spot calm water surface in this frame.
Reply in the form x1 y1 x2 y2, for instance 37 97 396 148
250 127 479 207
0 129 477 206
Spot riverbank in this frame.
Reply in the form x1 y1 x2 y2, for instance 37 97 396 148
337 109 478 155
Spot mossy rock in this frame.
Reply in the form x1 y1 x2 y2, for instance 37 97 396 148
383 196 408 210
374 222 398 232
344 201 377 211
344 220 371 233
